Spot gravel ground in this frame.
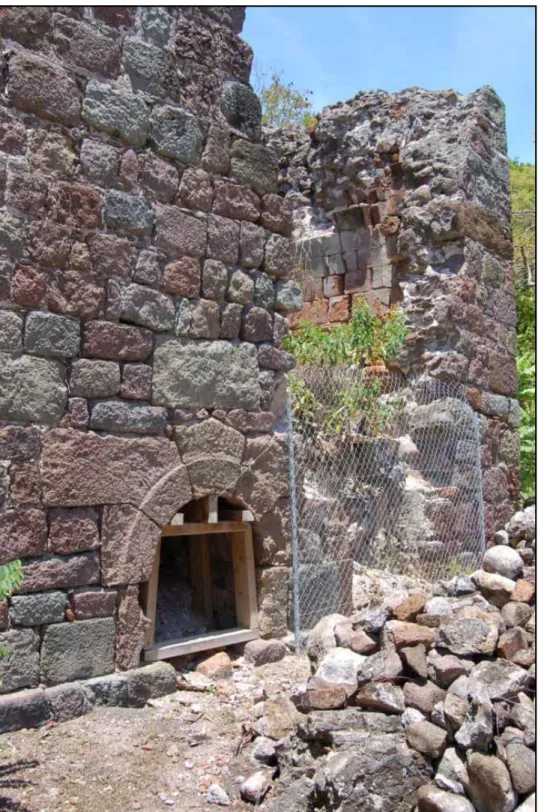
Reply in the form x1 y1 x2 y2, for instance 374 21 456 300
0 655 311 812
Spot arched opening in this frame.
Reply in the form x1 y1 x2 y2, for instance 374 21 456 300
141 494 259 661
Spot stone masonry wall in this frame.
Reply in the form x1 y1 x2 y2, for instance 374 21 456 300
266 87 519 539
0 6 300 693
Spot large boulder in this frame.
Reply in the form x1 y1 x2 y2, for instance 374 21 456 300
482 546 523 580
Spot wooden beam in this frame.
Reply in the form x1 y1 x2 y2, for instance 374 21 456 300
161 521 252 537
142 540 161 650
144 627 259 661
231 527 258 630
189 535 213 621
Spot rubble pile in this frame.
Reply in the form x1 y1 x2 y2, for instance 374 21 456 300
252 505 535 811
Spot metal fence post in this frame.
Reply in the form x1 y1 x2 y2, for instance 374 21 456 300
286 393 301 654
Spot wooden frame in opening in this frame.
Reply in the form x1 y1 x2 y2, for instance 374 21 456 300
141 519 259 661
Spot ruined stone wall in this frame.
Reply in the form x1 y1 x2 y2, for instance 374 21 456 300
0 6 300 692
266 87 519 539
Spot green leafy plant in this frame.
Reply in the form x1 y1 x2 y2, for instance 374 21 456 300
0 560 23 660
284 299 408 367
258 71 317 129
517 353 535 499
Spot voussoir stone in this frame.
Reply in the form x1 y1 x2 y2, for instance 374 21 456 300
175 417 245 462
101 504 160 585
41 428 180 506
40 617 116 685
153 339 261 410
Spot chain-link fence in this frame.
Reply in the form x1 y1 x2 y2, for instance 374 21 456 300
286 367 486 632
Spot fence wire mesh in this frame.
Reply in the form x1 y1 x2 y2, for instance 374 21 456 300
287 367 486 631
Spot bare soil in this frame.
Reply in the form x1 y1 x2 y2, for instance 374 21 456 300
0 655 311 812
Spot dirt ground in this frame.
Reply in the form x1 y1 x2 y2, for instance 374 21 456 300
0 655 311 812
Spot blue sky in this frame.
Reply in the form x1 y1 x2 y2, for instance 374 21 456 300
243 6 535 163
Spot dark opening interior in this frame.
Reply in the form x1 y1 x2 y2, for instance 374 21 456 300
155 533 237 644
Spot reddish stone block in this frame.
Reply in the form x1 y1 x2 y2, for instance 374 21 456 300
178 167 213 212
482 466 509 504
155 204 207 258
118 149 139 191
227 410 275 434
289 298 328 327
120 364 153 401
212 179 259 222
69 589 118 620
48 182 102 230
10 463 41 506
49 508 100 555
83 321 153 361
7 50 81 125
87 233 136 281
161 257 201 297
239 221 266 268
0 508 47 562
19 552 100 593
47 270 105 320
207 213 240 264
488 353 517 397
53 16 121 78
261 194 292 236
241 307 273 343
28 220 72 269
6 167 48 215
0 110 27 154
139 154 178 203
93 7 136 27
116 585 149 670
0 426 41 462
10 265 47 308
328 295 350 323
59 398 89 431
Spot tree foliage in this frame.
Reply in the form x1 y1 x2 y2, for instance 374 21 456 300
510 159 536 498
258 71 317 129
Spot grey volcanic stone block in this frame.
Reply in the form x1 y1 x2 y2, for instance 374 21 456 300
80 139 119 186
24 312 80 358
275 280 303 313
82 80 149 145
152 339 261 410
0 629 40 693
231 140 278 195
103 190 155 235
85 672 129 707
119 283 175 331
0 310 22 351
140 6 171 46
9 591 67 626
122 37 178 99
125 662 177 707
70 359 121 398
220 81 262 139
90 401 167 435
0 688 51 733
150 105 203 164
40 617 116 685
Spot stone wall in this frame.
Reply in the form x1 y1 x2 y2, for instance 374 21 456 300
0 6 300 692
266 87 519 537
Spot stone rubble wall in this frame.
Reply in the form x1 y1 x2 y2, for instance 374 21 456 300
0 6 300 692
263 505 535 811
266 87 519 539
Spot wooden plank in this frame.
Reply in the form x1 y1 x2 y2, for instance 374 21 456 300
219 508 255 523
189 535 213 621
142 540 161 650
231 527 258 630
161 521 251 537
144 628 259 661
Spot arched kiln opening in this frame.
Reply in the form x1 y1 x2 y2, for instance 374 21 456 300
141 495 259 662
